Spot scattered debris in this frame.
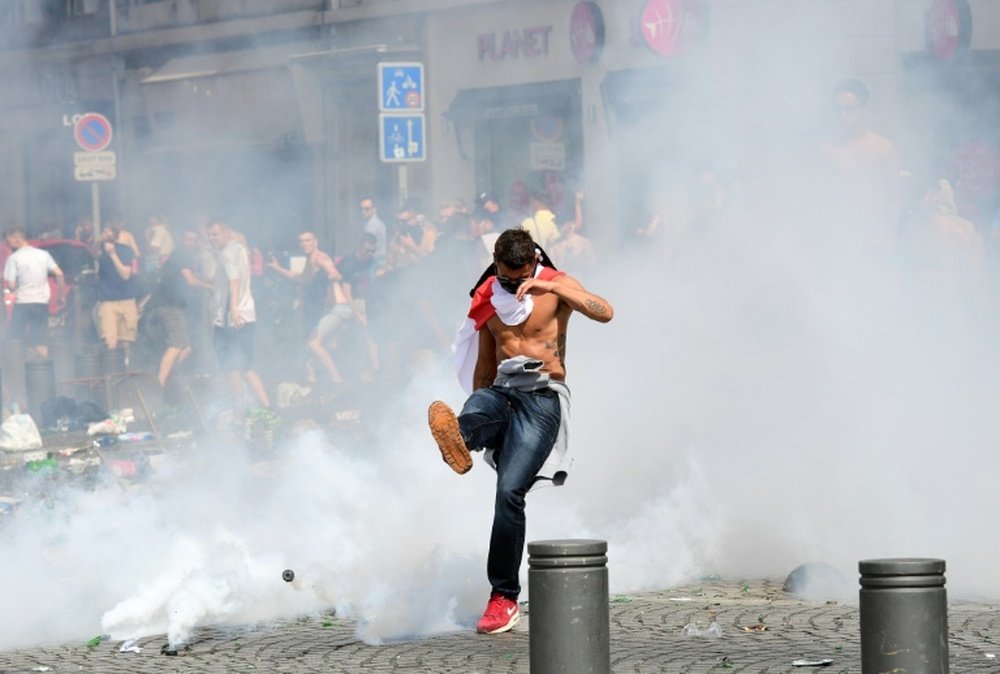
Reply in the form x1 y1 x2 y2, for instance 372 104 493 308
276 383 312 408
742 623 768 632
24 457 58 474
108 460 137 478
784 562 852 600
335 409 360 422
792 658 834 667
0 496 21 516
85 635 104 647
119 639 142 654
117 432 153 443
682 621 723 638
161 643 190 656
0 414 43 451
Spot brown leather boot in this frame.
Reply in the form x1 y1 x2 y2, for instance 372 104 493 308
428 400 473 474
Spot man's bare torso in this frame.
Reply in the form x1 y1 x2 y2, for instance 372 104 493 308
485 291 571 380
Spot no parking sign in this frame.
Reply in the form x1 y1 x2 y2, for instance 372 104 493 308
73 113 113 153
72 113 116 181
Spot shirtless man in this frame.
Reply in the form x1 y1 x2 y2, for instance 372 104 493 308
819 78 901 246
427 228 613 634
267 231 340 330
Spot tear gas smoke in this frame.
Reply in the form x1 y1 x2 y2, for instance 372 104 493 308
1 0 998 654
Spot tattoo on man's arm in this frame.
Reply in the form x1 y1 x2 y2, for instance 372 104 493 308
585 299 607 315
475 374 493 389
544 340 558 352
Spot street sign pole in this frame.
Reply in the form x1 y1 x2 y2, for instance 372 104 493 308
91 182 101 233
72 112 114 227
377 63 427 172
398 165 408 206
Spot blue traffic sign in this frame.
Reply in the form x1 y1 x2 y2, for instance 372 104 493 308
378 62 424 111
380 114 426 163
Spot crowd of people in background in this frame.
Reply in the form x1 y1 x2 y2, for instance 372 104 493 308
0 180 601 423
3 77 998 424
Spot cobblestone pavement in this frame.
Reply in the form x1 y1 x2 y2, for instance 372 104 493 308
0 578 996 673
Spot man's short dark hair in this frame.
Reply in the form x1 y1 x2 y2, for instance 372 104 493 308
833 78 870 105
5 227 25 240
494 229 537 268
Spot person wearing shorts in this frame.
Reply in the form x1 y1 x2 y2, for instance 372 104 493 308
3 228 64 360
96 225 137 355
306 235 378 385
150 244 213 388
206 218 270 409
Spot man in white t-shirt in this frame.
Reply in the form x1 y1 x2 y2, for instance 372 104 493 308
205 218 269 409
359 197 387 265
3 228 64 360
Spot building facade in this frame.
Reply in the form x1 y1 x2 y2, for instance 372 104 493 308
0 0 997 253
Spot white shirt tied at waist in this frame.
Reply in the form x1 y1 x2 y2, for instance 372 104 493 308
486 355 571 490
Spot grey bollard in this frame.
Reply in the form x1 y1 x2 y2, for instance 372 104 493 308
75 351 102 404
24 359 56 417
528 539 609 674
100 346 126 375
859 558 949 674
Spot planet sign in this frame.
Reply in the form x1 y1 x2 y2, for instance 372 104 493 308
74 113 113 152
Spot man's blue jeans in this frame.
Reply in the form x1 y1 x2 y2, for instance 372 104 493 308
458 385 562 599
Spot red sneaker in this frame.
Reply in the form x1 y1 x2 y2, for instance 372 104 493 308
476 591 520 634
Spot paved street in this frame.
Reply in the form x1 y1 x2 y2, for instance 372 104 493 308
0 578 996 673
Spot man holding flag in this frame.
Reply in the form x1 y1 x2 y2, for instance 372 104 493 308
428 227 614 634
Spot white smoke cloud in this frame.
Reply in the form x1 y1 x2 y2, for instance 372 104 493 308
1 0 998 654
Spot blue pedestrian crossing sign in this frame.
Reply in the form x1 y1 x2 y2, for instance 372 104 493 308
378 62 424 111
380 114 426 163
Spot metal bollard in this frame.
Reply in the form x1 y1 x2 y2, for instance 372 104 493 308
527 539 609 674
100 346 126 375
75 351 102 405
24 359 56 417
859 558 949 674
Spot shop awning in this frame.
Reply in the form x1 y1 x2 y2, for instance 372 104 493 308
140 44 302 84
287 44 421 83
